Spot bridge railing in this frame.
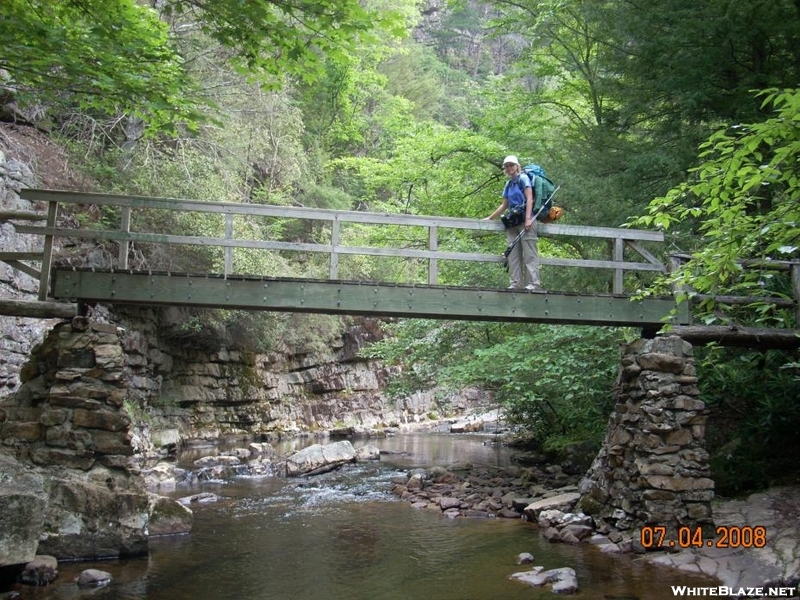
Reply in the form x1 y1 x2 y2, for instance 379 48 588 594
4 189 667 300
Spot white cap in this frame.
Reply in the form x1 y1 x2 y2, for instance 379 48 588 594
503 155 520 166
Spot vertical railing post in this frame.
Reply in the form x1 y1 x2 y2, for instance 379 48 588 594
668 255 685 296
37 200 58 301
791 261 800 328
668 254 691 325
118 206 131 269
224 213 233 278
428 225 438 285
329 217 340 279
613 237 624 294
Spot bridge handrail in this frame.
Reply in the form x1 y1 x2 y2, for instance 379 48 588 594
19 189 664 241
11 188 667 299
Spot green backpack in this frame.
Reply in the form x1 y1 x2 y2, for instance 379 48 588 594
518 164 558 221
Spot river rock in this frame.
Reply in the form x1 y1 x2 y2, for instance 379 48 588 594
193 455 241 468
151 429 181 449
450 420 483 433
510 566 579 593
285 440 356 476
355 444 380 461
391 462 583 520
20 555 58 586
522 492 581 521
75 569 112 588
516 552 535 565
36 475 149 560
178 492 220 505
148 495 193 536
248 442 274 456
142 463 196 491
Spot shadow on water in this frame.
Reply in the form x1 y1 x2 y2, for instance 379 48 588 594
12 433 719 600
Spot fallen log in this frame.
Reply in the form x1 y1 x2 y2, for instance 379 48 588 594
664 325 800 351
0 299 77 319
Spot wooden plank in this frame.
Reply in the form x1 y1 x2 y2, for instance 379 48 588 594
540 223 663 242
613 237 624 294
626 240 663 266
793 264 800 327
539 257 663 272
224 213 233 277
329 217 340 279
0 299 77 319
50 269 690 327
38 201 58 301
670 253 796 271
690 294 795 308
20 189 494 230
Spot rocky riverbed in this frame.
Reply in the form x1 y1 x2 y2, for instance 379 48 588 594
386 455 800 596
154 432 800 594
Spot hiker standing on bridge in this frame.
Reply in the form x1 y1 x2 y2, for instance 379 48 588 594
485 155 542 291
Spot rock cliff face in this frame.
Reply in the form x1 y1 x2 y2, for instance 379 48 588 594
0 139 61 394
105 304 449 445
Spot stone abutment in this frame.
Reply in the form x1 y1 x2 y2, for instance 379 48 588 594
578 336 713 545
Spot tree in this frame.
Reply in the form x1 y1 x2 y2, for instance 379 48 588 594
1 0 202 132
0 0 404 133
632 88 800 328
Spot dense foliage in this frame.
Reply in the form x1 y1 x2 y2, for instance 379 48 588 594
3 0 800 490
633 88 800 328
695 346 800 495
0 0 403 133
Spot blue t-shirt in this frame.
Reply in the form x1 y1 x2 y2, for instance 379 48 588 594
503 173 532 208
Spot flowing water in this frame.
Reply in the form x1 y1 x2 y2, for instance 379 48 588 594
13 433 718 600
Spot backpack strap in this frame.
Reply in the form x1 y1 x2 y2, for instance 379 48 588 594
516 172 534 194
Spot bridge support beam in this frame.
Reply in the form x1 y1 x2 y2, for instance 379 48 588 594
50 269 689 329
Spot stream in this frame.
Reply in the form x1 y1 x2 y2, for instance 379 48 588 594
14 432 718 600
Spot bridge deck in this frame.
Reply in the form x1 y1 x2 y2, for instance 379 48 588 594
50 269 689 329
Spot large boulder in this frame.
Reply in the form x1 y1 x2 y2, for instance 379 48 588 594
0 454 46 566
285 441 356 476
37 470 150 560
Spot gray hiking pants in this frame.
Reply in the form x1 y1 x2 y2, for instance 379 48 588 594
505 224 541 289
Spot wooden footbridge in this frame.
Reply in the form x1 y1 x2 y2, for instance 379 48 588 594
2 189 694 333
